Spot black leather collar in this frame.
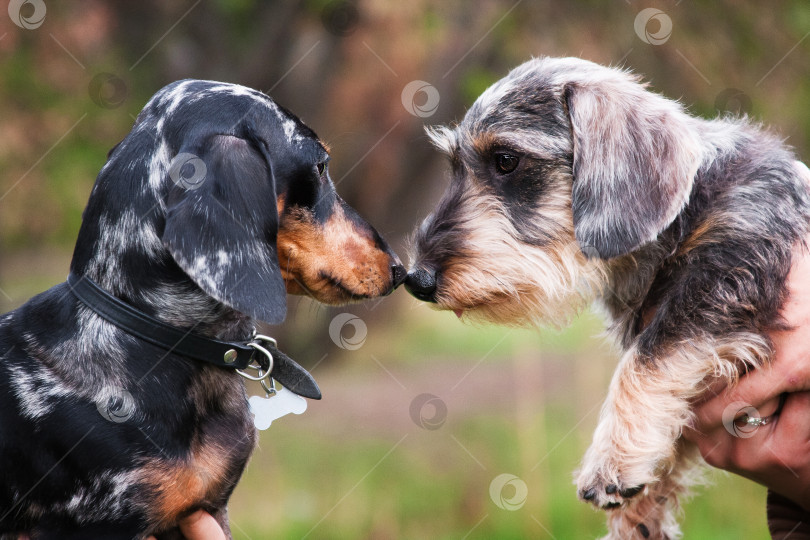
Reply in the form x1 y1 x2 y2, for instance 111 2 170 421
66 273 321 400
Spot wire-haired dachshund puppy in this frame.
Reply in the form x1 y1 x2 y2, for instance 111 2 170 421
0 80 405 539
405 56 810 539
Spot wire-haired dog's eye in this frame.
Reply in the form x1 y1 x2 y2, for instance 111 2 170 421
316 162 326 176
494 153 520 174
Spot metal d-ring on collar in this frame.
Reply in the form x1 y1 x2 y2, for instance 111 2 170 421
236 333 278 395
66 273 321 399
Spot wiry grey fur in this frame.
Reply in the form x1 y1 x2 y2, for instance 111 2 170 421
408 57 810 539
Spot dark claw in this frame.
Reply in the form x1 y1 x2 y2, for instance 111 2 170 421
621 485 644 498
582 488 596 501
638 523 650 538
605 484 618 494
604 501 621 509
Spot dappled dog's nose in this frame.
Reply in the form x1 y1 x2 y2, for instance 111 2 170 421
392 264 408 288
404 267 437 303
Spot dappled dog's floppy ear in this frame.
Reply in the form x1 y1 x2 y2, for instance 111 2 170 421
162 134 286 324
564 77 702 259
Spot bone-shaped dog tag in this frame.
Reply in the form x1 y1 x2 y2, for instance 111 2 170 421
248 386 308 430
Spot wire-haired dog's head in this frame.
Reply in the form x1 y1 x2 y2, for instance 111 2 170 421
407 57 704 326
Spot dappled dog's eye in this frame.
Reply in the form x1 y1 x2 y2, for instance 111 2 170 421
494 152 520 174
316 162 326 177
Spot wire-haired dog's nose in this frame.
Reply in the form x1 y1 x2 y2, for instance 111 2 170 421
404 267 438 303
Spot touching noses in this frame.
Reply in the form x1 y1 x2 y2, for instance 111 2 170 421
391 263 408 288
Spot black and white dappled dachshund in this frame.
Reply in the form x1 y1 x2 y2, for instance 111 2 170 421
405 57 810 539
0 80 405 539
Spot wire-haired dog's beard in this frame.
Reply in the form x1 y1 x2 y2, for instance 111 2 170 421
426 183 607 327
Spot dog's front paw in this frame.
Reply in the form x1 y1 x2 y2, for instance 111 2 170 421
576 467 645 510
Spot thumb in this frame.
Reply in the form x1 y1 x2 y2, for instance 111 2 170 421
178 510 227 540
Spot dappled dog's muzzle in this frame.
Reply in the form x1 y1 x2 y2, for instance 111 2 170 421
276 197 406 304
389 263 408 293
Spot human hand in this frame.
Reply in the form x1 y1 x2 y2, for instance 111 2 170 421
684 244 810 510
146 510 226 540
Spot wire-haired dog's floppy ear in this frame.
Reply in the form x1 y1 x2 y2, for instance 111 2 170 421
564 79 702 259
162 134 286 324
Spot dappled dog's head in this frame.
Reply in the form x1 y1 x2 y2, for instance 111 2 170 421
405 57 704 326
71 80 404 326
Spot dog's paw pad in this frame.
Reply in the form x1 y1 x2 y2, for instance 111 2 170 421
621 485 644 498
637 523 650 538
577 476 645 509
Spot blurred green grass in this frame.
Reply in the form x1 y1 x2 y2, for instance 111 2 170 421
226 303 770 540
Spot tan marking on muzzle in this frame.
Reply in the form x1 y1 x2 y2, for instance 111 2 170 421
276 203 394 304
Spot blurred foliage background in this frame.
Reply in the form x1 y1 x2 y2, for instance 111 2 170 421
1 1 809 538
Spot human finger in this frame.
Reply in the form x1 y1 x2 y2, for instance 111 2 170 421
692 364 797 434
178 510 227 540
765 391 810 471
